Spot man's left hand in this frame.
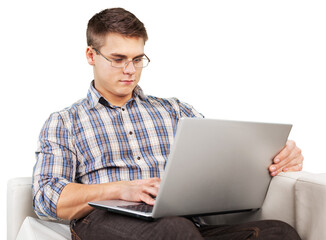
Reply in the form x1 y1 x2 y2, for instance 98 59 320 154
269 140 304 176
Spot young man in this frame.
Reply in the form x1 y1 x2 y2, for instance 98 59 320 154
33 8 303 239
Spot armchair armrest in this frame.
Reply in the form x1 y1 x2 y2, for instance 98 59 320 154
260 171 313 226
295 173 326 240
7 177 37 240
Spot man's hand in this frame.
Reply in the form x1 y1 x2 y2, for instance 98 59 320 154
269 140 304 176
118 177 161 205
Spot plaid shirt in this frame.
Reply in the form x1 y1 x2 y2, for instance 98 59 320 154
33 81 203 220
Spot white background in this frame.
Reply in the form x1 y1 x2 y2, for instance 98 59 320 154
1 0 325 237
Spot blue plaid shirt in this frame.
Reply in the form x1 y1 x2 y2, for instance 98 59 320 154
33 81 203 220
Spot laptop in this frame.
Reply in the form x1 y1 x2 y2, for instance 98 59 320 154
89 118 292 220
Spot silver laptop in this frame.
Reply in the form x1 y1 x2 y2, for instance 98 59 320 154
89 118 292 220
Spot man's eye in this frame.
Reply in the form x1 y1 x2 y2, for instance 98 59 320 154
113 59 124 63
133 58 143 63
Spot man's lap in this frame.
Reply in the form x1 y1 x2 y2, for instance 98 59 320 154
70 209 202 240
70 209 301 240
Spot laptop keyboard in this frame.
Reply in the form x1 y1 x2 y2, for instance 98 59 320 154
118 203 153 213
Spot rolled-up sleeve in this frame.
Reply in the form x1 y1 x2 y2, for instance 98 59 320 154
33 112 76 220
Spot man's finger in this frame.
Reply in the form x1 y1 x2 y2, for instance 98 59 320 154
282 155 304 171
143 185 159 197
269 156 292 173
270 157 304 176
270 168 282 176
273 140 295 164
140 192 156 205
143 177 161 185
283 163 303 172
283 160 303 172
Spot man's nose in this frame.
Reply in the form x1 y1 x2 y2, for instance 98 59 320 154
123 61 136 74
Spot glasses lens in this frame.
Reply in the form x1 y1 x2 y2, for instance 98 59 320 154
134 58 149 68
110 57 150 68
142 58 149 68
111 60 125 68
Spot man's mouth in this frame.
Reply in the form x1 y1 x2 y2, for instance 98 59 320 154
120 80 135 84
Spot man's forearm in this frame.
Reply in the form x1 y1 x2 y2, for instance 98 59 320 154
57 182 120 220
56 178 161 220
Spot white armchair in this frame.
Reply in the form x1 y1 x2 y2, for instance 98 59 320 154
7 172 326 240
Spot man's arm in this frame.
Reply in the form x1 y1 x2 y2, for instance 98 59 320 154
33 112 77 220
269 140 304 176
34 112 161 221
57 178 160 220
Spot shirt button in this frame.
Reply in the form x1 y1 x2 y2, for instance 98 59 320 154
129 131 133 135
137 156 141 160
121 108 125 111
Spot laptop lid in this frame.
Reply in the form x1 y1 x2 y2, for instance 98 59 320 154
89 118 292 220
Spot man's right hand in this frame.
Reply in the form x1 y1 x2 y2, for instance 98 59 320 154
118 177 161 205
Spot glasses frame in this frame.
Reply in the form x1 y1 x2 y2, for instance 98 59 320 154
92 47 150 69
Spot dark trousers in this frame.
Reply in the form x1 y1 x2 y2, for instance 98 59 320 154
70 209 301 240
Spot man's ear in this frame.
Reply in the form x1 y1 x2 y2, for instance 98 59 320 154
86 47 95 66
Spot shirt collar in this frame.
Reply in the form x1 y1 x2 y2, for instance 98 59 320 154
133 85 147 101
87 81 102 109
87 80 147 109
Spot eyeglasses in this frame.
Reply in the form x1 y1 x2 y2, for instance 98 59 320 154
93 48 150 69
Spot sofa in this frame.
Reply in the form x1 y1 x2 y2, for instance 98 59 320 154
7 171 326 240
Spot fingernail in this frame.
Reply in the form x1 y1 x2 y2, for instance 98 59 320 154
272 171 277 176
270 166 276 171
274 158 280 163
283 168 288 172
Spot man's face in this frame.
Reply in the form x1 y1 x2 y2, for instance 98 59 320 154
87 33 145 106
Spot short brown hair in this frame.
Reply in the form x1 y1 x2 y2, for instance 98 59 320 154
87 8 148 50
